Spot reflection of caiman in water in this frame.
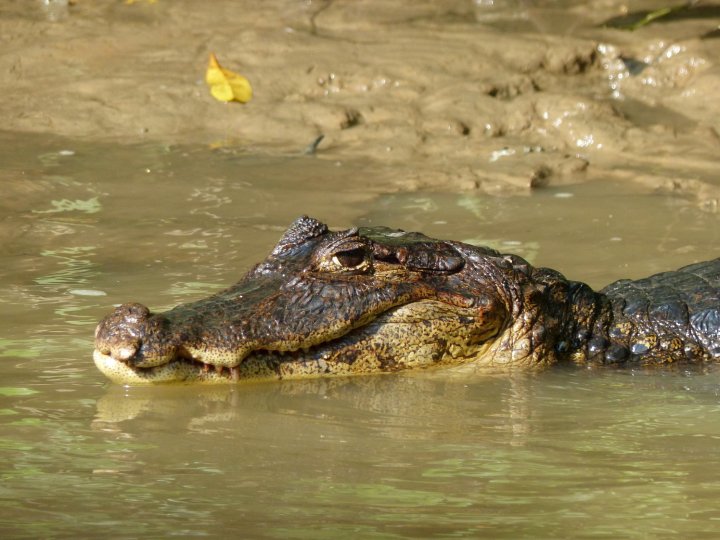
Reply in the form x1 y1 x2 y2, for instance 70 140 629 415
94 216 720 384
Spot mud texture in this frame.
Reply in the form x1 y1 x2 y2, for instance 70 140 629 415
2 0 719 201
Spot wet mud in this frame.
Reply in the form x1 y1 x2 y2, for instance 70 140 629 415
2 0 719 202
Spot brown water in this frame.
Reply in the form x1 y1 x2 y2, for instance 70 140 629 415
2 131 720 538
2 0 720 537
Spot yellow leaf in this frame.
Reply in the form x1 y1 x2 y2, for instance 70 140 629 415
205 53 252 104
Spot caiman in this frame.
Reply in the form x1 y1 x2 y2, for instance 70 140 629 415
94 216 720 384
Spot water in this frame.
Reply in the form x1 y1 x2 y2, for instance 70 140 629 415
12 369 720 538
1 130 720 537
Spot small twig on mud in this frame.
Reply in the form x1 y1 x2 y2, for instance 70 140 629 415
304 134 325 155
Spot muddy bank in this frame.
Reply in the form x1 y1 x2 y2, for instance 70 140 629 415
2 0 719 201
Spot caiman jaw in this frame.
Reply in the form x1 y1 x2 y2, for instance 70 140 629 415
93 335 340 384
94 343 331 384
92 301 240 383
93 299 505 385
91 299 347 383
93 349 249 384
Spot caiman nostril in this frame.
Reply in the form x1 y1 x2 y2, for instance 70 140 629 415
94 302 154 362
114 344 139 362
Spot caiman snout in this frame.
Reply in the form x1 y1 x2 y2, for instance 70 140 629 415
94 302 177 367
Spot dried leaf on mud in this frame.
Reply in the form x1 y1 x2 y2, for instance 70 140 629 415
205 53 253 104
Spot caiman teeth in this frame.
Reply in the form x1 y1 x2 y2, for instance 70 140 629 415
172 343 319 380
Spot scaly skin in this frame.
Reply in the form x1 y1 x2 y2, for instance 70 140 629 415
93 216 720 384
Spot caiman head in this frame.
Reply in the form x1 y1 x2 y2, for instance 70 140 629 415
94 216 567 384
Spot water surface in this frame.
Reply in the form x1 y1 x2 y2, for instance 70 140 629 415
1 131 720 537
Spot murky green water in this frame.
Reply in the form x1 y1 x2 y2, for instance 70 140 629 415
2 131 720 538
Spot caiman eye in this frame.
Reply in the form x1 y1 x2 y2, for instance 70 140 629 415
332 247 367 269
315 234 372 274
